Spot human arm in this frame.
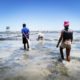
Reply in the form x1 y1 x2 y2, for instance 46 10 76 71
21 28 30 39
71 32 73 42
56 32 63 48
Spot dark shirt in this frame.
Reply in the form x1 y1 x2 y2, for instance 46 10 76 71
61 29 73 42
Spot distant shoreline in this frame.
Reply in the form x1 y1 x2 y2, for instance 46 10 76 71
0 30 80 34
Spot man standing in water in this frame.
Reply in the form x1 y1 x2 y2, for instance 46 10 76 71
56 21 73 62
21 23 30 50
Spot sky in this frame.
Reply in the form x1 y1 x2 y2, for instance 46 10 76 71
0 0 80 31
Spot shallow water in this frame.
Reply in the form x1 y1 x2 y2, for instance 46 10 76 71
0 32 80 80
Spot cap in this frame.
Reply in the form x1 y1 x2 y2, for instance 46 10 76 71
64 21 69 27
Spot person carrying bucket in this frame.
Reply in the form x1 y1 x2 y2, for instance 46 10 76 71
21 23 30 50
56 21 73 62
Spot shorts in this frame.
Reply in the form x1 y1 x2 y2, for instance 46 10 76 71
22 37 28 44
60 40 71 49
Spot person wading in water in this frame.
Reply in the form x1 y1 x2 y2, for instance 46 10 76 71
21 23 30 50
56 21 73 62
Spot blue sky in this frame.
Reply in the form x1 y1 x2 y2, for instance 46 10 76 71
0 0 80 31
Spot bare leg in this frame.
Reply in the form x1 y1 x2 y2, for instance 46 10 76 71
60 47 64 60
24 44 27 50
66 48 71 62
27 42 29 49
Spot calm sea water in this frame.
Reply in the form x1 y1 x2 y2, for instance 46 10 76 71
0 31 80 80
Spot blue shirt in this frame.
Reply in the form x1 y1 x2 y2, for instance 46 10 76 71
21 27 30 38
